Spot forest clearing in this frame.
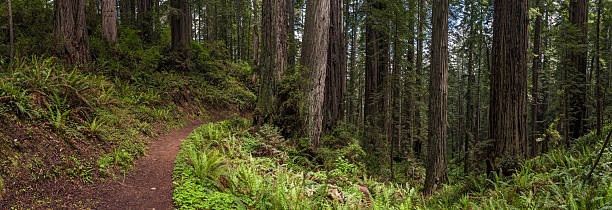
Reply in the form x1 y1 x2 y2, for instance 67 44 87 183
1 0 611 209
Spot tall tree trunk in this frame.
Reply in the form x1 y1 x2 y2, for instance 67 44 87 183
257 0 287 124
170 0 192 65
253 0 259 64
287 0 296 67
302 0 330 148
489 0 529 173
531 0 542 157
348 0 358 126
464 0 476 172
102 0 118 43
567 0 588 141
8 0 14 70
324 0 346 132
414 0 425 156
138 0 153 42
594 0 602 136
54 0 91 64
465 50 474 174
425 0 449 195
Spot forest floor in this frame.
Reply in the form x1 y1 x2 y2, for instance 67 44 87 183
57 110 239 209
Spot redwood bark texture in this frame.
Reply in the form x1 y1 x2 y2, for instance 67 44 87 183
567 0 588 141
54 0 90 64
170 0 192 61
488 0 529 170
257 0 287 124
425 0 449 195
102 0 118 43
323 0 346 132
302 0 330 147
287 0 296 67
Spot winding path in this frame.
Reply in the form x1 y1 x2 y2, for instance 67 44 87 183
68 112 234 209
92 122 202 209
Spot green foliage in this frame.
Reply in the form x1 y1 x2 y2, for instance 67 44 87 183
427 125 612 209
173 119 420 209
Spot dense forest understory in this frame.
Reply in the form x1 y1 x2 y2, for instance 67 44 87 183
1 0 612 209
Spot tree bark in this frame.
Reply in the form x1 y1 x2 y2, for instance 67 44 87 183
566 0 588 141
348 0 358 126
170 0 192 64
54 0 91 64
414 0 425 156
253 0 259 64
323 0 346 132
287 0 296 67
488 0 529 173
102 0 118 43
424 0 449 195
594 0 602 137
302 0 330 148
531 0 542 157
257 0 287 124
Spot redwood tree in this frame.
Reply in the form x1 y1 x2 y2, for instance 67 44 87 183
102 0 118 43
323 0 346 132
424 0 449 195
566 0 588 141
54 0 90 64
170 0 192 64
302 0 330 147
531 0 542 157
488 0 529 172
256 0 287 124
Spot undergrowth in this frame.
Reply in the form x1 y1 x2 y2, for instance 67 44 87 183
173 118 421 209
174 119 612 209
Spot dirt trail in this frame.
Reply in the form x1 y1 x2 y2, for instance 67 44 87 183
71 113 233 209
92 123 200 209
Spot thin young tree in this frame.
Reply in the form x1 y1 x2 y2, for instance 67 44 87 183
424 0 449 195
594 0 602 137
531 0 542 157
253 0 260 64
